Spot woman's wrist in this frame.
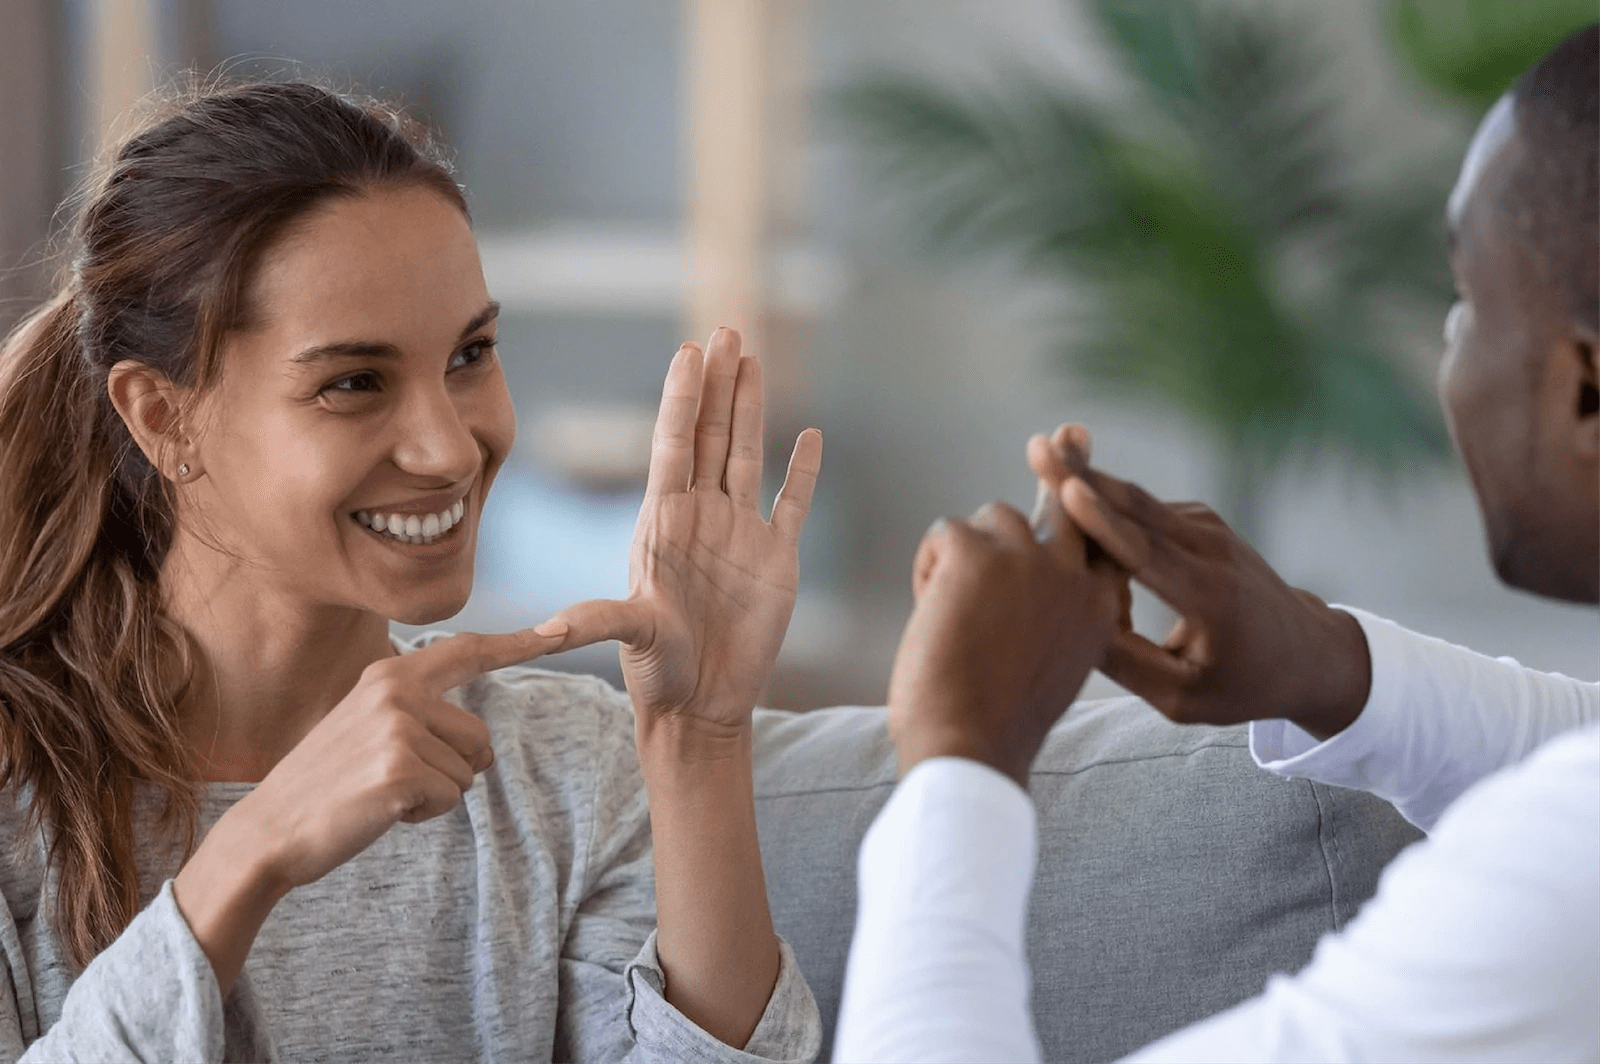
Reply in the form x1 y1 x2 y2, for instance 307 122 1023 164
634 704 753 768
172 808 292 996
634 704 779 1047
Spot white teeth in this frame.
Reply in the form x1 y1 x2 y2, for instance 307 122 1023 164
356 500 466 545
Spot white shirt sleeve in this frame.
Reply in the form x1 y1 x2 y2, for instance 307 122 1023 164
836 610 1600 1064
832 757 1042 1064
1250 607 1600 831
1126 724 1600 1063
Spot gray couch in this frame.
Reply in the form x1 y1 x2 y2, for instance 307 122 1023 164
751 697 1423 1063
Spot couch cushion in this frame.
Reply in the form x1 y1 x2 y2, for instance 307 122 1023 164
752 697 1423 1063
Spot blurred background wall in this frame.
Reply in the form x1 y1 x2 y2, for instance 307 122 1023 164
3 0 1594 706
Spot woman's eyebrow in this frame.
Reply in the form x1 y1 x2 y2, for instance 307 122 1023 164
460 301 501 338
291 340 401 366
289 302 501 367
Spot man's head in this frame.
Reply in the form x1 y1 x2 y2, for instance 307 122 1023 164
1438 23 1599 604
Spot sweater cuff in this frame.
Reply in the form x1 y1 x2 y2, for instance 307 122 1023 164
625 930 822 1063
43 880 225 1063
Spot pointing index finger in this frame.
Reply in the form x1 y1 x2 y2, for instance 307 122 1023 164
409 628 565 693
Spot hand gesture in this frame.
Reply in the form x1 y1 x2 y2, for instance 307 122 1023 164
1029 425 1371 740
220 630 561 885
175 628 561 993
544 328 823 745
887 452 1123 786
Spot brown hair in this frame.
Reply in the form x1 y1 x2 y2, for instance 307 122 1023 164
0 81 467 966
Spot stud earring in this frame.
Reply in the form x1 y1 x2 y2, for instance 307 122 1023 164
177 464 190 478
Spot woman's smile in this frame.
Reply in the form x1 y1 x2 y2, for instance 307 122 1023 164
354 498 468 546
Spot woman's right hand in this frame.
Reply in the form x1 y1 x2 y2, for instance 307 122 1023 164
173 628 562 992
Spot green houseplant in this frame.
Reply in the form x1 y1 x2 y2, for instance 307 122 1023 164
838 0 1458 541
1388 0 1598 109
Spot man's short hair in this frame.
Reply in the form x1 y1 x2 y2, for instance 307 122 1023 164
1508 23 1598 333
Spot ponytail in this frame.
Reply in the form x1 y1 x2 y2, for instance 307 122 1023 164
0 293 199 967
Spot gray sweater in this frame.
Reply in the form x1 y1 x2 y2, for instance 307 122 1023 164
0 651 822 1062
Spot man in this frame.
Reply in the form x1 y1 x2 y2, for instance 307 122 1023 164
834 24 1599 1063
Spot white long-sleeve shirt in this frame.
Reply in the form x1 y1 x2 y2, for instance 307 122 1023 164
834 608 1600 1063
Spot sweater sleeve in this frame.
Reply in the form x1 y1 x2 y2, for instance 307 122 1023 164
554 682 821 1064
3 882 239 1063
1250 607 1600 831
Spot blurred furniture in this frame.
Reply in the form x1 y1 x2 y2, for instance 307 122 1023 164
751 696 1422 1063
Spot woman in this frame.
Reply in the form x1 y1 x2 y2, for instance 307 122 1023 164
0 82 823 1061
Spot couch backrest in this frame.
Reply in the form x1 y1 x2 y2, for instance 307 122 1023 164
751 697 1423 1063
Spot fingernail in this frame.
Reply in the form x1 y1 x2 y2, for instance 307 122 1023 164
534 620 568 638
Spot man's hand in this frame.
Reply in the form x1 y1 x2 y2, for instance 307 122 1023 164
1030 425 1371 740
887 484 1123 788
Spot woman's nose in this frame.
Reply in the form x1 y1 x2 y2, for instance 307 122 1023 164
392 386 480 480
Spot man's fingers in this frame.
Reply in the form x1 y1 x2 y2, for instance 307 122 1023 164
1078 467 1209 551
409 628 567 693
724 355 764 507
968 500 1033 547
1027 433 1073 491
1048 422 1093 475
1099 629 1197 710
645 344 703 498
1060 478 1153 573
770 428 823 543
1060 478 1209 611
1026 434 1089 562
911 521 947 596
539 598 656 652
691 327 742 492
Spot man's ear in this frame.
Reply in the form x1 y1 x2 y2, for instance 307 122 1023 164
1572 326 1598 461
107 360 199 480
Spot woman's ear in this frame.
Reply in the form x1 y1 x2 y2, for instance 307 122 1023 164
107 360 201 481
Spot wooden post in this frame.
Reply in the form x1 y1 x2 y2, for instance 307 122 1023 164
684 0 814 429
92 0 158 157
684 0 770 351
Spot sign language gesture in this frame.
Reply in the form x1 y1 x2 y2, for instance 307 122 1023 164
546 327 823 741
887 486 1123 786
174 628 563 994
1029 425 1372 740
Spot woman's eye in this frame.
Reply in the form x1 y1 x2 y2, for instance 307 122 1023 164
322 371 381 396
321 369 380 393
450 338 498 371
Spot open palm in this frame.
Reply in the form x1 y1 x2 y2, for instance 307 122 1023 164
547 328 822 734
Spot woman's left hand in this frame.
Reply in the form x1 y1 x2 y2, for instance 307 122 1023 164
542 327 822 746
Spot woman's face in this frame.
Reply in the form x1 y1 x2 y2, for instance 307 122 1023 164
184 185 515 624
